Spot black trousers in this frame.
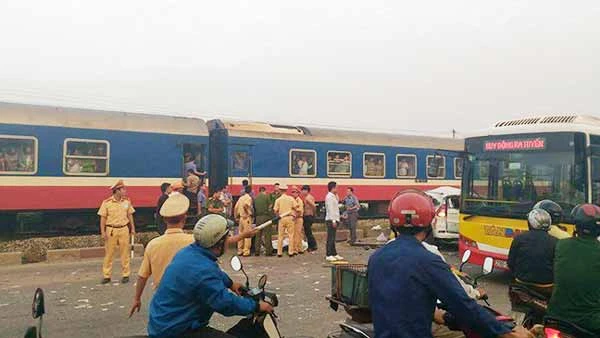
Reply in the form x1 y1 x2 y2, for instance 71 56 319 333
326 220 338 256
303 215 317 250
181 326 235 337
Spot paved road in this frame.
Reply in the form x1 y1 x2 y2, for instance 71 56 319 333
0 242 512 338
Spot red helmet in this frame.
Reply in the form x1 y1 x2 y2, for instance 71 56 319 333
388 189 435 228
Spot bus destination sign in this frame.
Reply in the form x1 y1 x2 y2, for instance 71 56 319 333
484 137 546 152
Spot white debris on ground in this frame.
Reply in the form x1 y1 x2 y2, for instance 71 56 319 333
371 225 382 231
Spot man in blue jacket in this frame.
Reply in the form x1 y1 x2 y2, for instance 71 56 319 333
148 214 273 338
368 190 532 338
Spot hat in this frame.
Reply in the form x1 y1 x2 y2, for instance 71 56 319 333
279 183 288 190
171 181 185 191
110 179 125 190
160 193 190 217
193 214 234 248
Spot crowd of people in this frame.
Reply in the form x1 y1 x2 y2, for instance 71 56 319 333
95 174 600 338
155 173 362 261
0 140 35 172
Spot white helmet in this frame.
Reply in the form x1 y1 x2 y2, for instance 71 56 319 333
193 214 232 248
527 208 552 231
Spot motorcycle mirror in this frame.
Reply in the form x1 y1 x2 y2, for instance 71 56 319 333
31 288 45 319
459 250 472 272
258 275 268 289
482 257 494 275
230 256 243 272
461 250 472 264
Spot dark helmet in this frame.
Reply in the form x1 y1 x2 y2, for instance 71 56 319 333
571 204 600 237
388 189 435 229
527 208 552 231
533 200 563 225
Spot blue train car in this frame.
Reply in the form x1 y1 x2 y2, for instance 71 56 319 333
0 102 208 232
207 120 463 213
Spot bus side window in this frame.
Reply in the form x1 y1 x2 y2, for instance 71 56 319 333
592 156 600 205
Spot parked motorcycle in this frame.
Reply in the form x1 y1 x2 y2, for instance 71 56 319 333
327 250 515 338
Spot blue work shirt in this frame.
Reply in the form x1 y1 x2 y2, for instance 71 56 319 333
368 235 511 338
148 243 257 338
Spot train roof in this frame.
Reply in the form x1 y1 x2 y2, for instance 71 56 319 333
0 102 209 136
469 114 600 138
208 119 463 151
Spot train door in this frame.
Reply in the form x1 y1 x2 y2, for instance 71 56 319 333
229 144 253 191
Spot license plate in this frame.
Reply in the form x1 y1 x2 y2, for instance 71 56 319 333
494 260 508 269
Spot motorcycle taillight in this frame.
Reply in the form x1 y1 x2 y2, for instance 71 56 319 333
544 327 562 338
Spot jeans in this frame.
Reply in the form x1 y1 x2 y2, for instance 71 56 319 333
303 215 317 250
326 220 338 257
347 212 359 243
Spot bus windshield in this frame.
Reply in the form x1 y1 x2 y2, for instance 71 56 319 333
462 132 587 220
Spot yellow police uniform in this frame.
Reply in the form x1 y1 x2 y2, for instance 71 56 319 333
293 196 305 254
138 229 194 289
235 193 254 256
98 193 135 280
273 191 298 256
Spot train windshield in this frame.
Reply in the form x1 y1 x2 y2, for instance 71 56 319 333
462 132 587 220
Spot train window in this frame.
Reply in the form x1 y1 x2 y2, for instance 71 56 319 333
327 151 351 177
396 154 417 178
0 135 38 175
363 153 385 178
454 157 464 179
183 143 205 178
427 155 445 179
232 151 250 171
63 138 110 176
290 149 316 177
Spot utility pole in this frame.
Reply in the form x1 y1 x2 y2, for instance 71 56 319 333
452 129 456 139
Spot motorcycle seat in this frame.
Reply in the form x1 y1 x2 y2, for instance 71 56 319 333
341 320 375 337
509 284 548 301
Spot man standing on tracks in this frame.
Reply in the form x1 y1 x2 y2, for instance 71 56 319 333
301 185 318 253
98 180 136 284
234 185 254 256
156 182 172 235
207 188 226 218
273 184 298 257
129 193 194 317
253 186 273 256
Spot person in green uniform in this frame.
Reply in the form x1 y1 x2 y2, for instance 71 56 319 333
206 188 226 218
253 186 273 256
547 203 600 335
268 183 282 216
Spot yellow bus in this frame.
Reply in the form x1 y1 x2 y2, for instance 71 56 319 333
458 115 600 269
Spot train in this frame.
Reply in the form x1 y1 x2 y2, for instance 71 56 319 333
0 102 463 235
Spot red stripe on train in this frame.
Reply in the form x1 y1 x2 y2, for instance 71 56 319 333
0 184 457 211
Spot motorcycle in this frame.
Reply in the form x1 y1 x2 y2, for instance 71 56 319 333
226 255 285 338
508 282 549 329
327 250 515 338
24 288 45 338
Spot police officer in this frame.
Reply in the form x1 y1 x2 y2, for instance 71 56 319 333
291 186 305 254
129 193 194 317
98 180 135 284
253 186 273 256
234 185 254 256
273 184 298 257
368 189 531 338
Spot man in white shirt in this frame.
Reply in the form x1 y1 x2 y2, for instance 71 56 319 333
325 181 343 262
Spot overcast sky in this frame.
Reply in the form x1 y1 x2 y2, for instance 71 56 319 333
1 1 599 137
